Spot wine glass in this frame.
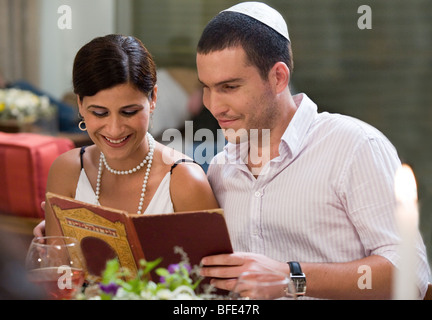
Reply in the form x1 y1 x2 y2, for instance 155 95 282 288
229 269 297 300
25 236 86 300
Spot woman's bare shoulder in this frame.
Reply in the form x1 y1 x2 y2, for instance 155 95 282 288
46 147 88 196
51 144 98 168
50 147 86 170
157 144 219 211
157 142 193 166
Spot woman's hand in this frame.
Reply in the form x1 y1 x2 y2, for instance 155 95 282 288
33 201 46 238
33 220 46 238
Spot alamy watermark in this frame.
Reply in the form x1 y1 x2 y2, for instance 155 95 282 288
57 4 372 31
57 265 73 290
358 5 372 30
161 121 271 175
55 263 373 293
57 5 72 30
357 265 372 289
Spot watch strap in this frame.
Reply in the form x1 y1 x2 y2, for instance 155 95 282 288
288 261 303 275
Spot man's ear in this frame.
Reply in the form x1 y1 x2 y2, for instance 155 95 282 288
269 62 290 94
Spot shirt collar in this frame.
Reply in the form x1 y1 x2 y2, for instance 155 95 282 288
224 137 249 165
278 93 318 161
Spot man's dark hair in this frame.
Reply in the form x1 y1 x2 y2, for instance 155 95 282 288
197 11 293 80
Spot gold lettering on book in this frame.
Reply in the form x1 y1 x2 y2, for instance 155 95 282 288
65 217 118 237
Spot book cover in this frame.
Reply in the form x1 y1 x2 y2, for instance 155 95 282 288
45 192 233 282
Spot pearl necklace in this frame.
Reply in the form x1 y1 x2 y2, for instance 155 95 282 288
95 132 155 214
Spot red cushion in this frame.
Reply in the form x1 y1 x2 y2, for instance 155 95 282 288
0 132 75 218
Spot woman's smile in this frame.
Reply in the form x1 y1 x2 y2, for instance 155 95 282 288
102 134 132 147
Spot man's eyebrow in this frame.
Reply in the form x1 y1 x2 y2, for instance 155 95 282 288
198 78 243 87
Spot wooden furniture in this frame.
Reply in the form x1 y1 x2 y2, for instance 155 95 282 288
424 283 432 300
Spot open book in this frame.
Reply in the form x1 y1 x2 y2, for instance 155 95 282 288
45 192 233 282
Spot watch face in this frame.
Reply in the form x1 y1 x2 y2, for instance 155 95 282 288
295 279 306 290
291 275 306 294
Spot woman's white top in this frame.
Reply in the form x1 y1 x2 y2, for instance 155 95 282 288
75 168 174 214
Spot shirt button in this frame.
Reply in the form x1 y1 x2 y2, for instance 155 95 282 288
254 191 261 197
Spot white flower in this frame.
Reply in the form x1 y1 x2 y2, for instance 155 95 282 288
139 290 155 300
80 248 220 300
114 288 140 300
155 289 174 300
0 88 55 122
171 285 199 299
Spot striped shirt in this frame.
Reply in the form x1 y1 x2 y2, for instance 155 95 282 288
207 93 431 297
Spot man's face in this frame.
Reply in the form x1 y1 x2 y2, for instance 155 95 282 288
196 47 279 144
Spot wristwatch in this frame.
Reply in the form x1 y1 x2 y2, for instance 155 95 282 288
287 261 307 296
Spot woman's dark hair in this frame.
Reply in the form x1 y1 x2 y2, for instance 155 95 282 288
197 12 293 80
73 34 157 101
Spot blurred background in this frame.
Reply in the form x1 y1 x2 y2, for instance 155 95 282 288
0 0 431 268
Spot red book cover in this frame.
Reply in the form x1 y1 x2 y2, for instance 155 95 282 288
45 192 233 283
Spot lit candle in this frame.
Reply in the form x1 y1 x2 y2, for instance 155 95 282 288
393 164 419 300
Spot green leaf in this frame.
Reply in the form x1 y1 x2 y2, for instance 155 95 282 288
100 292 113 300
156 268 169 277
141 257 162 274
101 259 120 284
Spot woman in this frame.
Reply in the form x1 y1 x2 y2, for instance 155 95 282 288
35 34 219 236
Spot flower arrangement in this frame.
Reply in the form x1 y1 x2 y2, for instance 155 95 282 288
78 247 218 300
0 88 55 123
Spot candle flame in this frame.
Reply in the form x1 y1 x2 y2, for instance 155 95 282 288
394 164 418 203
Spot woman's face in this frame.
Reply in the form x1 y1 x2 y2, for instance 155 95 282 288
78 83 157 164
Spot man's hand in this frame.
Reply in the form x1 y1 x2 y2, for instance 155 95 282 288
199 252 290 292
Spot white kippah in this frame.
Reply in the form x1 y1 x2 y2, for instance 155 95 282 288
222 1 290 41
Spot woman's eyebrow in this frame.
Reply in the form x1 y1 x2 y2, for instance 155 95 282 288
120 104 144 108
87 104 144 109
87 104 106 109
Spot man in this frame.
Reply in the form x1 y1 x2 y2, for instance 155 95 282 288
197 2 430 299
